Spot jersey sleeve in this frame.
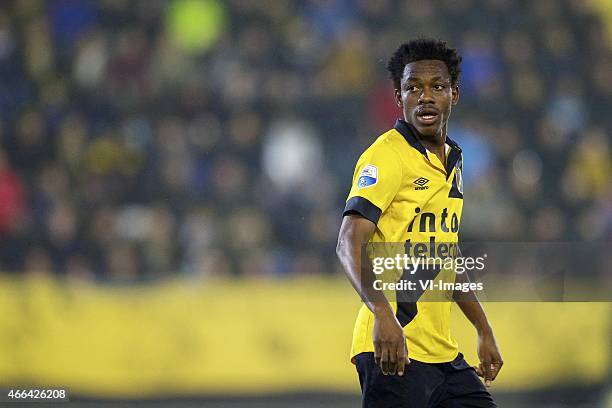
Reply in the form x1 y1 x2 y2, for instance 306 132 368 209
343 143 402 225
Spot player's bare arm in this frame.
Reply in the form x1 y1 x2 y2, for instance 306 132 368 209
336 215 410 376
457 300 503 387
454 271 503 386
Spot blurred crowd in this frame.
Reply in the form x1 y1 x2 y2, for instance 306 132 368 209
0 0 609 282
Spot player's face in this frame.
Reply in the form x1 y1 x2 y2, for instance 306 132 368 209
395 60 459 137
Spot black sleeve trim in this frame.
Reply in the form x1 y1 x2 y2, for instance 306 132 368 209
343 196 382 225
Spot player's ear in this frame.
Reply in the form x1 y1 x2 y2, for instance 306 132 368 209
394 89 403 107
451 84 459 106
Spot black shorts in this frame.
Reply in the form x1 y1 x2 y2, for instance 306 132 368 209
355 352 496 408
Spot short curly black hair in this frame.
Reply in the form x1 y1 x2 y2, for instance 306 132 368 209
387 38 462 89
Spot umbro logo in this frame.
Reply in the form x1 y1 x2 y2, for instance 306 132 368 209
414 177 429 190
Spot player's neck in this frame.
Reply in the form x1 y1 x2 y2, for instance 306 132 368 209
410 124 447 151
408 124 447 166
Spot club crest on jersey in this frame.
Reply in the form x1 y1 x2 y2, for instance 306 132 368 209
357 164 378 188
455 164 463 194
448 156 464 199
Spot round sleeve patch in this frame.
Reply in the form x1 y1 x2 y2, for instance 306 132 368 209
357 164 378 188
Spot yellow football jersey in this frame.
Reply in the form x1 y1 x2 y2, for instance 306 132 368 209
343 119 464 364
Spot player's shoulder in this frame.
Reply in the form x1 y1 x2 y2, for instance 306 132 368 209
360 128 405 161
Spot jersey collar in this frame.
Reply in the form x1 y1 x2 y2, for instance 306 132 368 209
394 119 462 154
395 119 462 179
394 119 427 155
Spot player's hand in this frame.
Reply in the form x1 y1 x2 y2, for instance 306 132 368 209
474 329 503 387
373 309 410 376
